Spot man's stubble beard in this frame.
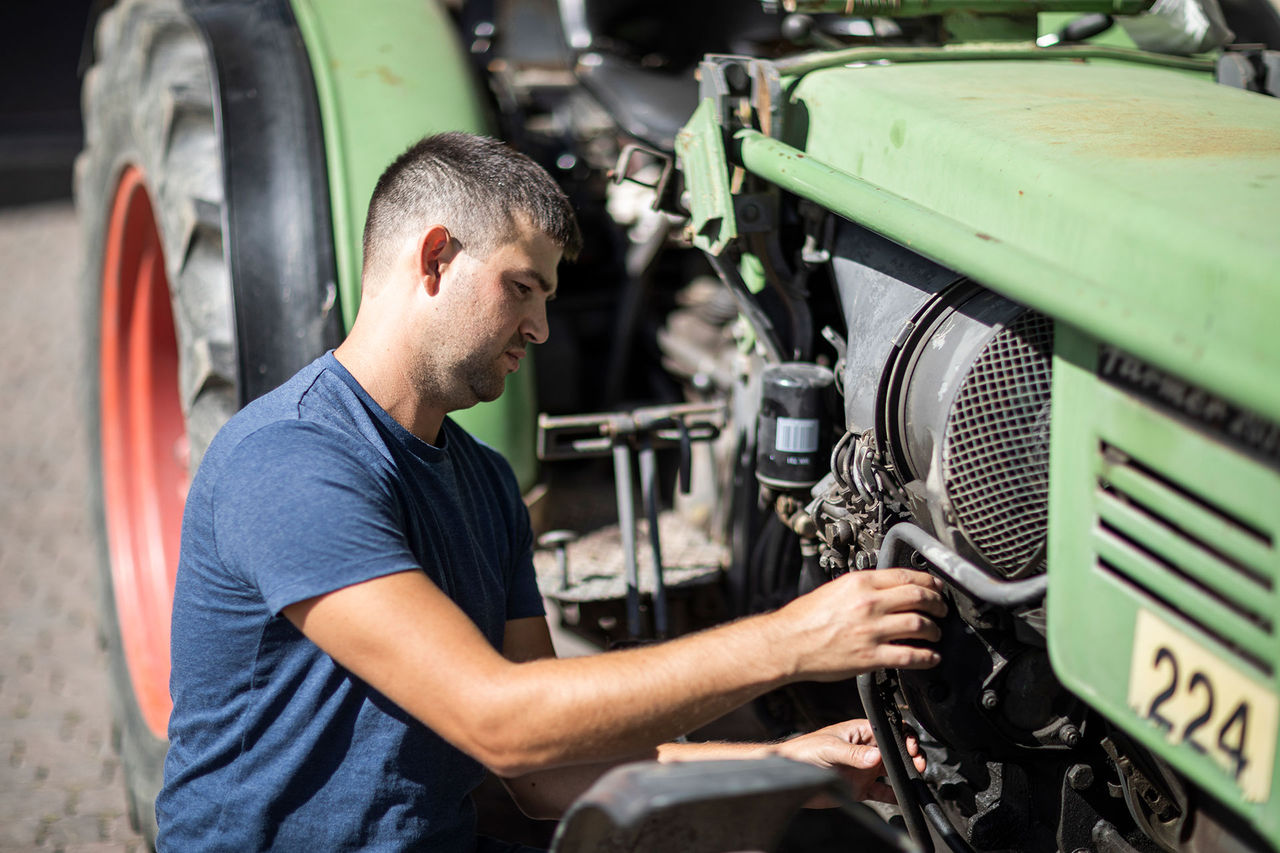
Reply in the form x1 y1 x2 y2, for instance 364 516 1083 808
411 321 513 413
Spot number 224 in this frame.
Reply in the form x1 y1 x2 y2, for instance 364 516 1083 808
1147 645 1250 781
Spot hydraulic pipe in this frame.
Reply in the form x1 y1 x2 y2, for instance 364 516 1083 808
876 522 1047 606
782 0 1149 15
773 43 1213 79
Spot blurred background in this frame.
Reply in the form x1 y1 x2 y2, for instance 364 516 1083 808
1 1 148 849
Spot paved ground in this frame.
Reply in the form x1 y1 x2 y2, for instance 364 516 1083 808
0 201 146 852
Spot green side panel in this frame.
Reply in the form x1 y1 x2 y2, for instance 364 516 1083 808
785 58 1280 425
290 0 538 488
1048 323 1280 846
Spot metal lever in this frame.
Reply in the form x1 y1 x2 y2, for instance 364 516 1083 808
612 443 643 639
637 437 669 638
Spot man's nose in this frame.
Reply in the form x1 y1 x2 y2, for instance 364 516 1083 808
522 300 549 345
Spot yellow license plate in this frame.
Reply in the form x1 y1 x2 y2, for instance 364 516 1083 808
1128 609 1278 803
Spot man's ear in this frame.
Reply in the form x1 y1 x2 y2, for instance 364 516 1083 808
417 225 453 296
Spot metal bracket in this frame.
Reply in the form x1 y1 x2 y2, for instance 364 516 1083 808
611 143 677 212
538 403 725 638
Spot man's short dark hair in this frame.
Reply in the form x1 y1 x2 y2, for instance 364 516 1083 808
362 133 582 281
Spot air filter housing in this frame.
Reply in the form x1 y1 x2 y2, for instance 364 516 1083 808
884 287 1054 579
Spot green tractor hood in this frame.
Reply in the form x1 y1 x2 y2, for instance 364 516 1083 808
768 54 1280 422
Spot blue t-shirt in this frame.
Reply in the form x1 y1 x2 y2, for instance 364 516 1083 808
156 353 545 851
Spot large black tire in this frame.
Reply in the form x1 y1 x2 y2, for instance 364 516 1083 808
77 2 233 844
76 0 341 844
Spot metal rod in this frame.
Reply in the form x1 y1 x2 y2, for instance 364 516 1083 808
773 43 1213 77
876 522 1047 606
637 439 670 638
781 0 1149 16
612 442 643 638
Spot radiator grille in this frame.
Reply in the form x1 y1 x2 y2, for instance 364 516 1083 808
942 312 1054 577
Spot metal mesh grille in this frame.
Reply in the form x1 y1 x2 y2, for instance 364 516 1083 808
942 312 1053 577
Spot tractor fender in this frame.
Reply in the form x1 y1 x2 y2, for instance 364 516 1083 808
288 0 540 487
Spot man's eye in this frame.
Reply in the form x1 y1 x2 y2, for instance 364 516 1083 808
513 282 532 295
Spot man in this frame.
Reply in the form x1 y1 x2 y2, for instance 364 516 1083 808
156 133 945 851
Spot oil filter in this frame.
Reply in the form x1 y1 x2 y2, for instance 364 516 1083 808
756 362 834 489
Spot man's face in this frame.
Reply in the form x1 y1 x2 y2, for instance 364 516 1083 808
431 219 562 409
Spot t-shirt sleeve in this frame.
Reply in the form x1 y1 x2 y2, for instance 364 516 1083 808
506 548 545 621
211 420 421 615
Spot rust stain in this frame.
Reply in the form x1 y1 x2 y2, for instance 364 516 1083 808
376 66 404 87
1019 99 1280 160
976 232 995 241
1018 190 1024 196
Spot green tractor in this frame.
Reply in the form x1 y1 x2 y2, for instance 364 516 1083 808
78 0 1280 849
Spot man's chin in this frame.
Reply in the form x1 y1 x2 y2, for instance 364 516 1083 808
468 379 506 405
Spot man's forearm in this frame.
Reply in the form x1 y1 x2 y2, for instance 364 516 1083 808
287 567 943 779
464 611 795 776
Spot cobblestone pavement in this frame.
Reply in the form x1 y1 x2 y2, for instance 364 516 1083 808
0 201 146 852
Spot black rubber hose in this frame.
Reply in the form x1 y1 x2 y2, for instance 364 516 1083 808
858 672 977 853
857 673 934 853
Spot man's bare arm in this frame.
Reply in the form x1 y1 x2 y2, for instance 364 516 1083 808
283 567 944 779
496 617 928 819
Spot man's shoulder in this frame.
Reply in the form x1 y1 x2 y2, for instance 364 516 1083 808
200 357 387 482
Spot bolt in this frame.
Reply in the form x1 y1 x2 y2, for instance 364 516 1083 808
1060 724 1082 748
1067 763 1094 791
981 690 999 710
538 530 579 590
853 551 874 571
724 63 750 95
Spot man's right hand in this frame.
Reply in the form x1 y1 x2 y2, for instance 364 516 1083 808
764 568 947 681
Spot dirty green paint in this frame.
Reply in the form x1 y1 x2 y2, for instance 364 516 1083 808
1048 324 1280 846
775 58 1280 424
290 0 538 487
675 99 738 255
739 252 766 295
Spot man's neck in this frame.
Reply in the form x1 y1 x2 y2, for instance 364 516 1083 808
333 341 446 446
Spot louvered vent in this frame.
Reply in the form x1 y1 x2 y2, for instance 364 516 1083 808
1093 443 1275 677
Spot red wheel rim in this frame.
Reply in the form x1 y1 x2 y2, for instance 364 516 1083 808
100 166 189 739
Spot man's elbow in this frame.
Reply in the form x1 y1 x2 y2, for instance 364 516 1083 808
463 716 556 779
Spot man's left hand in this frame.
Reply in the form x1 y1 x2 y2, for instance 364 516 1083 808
773 718 925 805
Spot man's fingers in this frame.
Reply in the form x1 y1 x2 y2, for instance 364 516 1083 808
851 567 943 592
873 612 943 645
877 643 942 670
849 744 882 769
872 581 949 619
